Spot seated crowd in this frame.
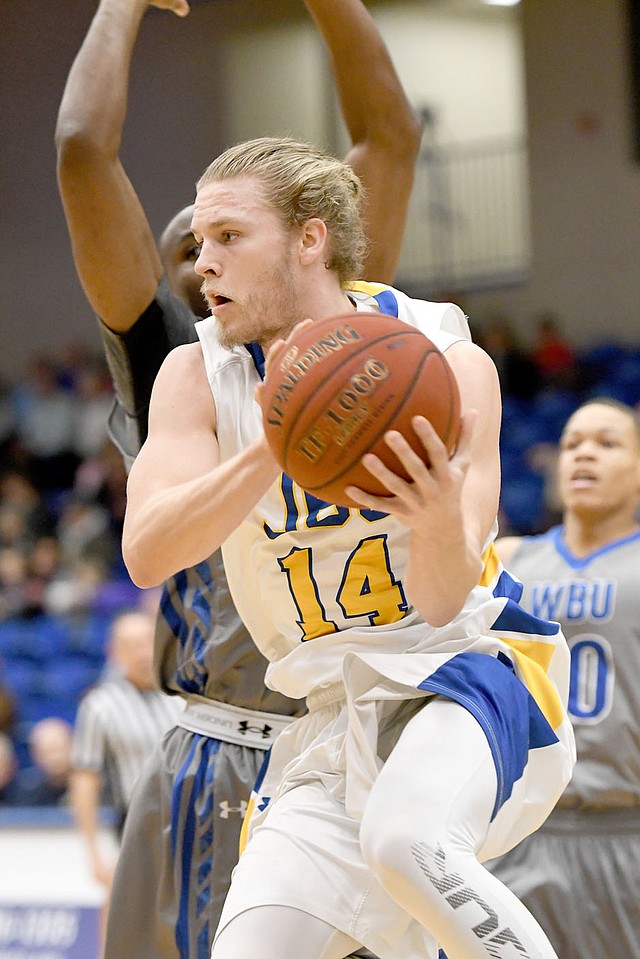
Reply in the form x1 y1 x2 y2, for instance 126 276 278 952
0 343 152 806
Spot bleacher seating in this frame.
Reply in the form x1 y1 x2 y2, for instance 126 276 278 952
498 339 640 533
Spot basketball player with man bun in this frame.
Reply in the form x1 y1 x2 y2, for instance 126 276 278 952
55 1 421 957
488 397 640 959
123 135 575 959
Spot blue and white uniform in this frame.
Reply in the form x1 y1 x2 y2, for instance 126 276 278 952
487 527 640 959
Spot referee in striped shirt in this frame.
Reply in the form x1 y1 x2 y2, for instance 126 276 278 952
70 609 184 888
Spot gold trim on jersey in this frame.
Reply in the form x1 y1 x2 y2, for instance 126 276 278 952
347 280 390 296
481 543 565 731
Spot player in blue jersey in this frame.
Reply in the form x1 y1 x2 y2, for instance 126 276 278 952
55 2 421 958
123 136 575 959
488 397 640 959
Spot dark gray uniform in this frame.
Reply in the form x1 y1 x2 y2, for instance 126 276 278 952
99 279 305 959
487 526 640 958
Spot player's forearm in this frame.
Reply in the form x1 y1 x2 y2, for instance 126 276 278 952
55 0 148 160
304 0 421 152
123 438 280 588
405 518 484 628
69 771 102 856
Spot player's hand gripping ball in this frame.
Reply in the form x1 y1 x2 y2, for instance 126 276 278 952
261 312 462 507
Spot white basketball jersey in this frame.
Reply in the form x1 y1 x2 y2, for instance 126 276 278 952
195 285 571 727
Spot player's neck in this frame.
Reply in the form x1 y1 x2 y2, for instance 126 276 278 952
312 286 357 325
563 510 640 556
262 287 355 355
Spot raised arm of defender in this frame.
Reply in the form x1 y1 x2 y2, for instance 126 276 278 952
56 0 420 338
55 0 190 331
303 0 421 282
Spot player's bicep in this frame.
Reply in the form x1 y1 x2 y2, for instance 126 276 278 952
446 341 502 549
126 344 219 508
57 154 162 331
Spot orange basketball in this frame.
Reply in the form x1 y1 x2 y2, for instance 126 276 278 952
261 312 461 507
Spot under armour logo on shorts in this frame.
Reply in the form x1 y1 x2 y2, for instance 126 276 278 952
219 800 248 819
237 720 273 739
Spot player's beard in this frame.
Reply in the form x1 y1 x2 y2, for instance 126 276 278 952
215 256 304 351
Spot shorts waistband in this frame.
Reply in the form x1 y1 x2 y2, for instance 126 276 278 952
541 806 640 835
176 696 294 748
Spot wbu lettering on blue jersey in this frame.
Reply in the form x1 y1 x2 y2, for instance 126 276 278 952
263 473 387 540
529 578 616 625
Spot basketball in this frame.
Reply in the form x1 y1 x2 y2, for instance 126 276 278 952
261 311 461 507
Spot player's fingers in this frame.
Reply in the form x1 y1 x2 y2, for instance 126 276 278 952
265 319 314 375
293 317 314 334
345 484 392 511
360 451 416 498
280 318 314 348
264 340 287 380
266 338 285 360
409 416 450 474
382 430 431 483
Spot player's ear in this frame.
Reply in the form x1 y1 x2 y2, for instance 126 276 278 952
297 217 328 266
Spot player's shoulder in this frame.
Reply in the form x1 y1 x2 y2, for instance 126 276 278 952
494 535 523 566
156 340 205 382
446 338 500 400
347 281 471 342
149 342 213 422
496 528 560 567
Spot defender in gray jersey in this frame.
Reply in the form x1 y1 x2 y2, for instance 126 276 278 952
488 398 640 958
55 0 421 955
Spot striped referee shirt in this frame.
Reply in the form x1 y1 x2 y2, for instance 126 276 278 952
71 675 184 814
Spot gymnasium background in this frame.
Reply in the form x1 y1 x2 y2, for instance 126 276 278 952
1 1 639 956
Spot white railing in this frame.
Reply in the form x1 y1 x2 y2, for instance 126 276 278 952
397 137 531 296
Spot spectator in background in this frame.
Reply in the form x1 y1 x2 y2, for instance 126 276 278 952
19 716 74 806
44 555 110 618
0 470 55 541
525 441 564 530
479 315 538 400
0 683 16 734
12 356 80 492
0 690 20 805
0 732 22 805
0 505 31 553
55 492 117 572
57 339 96 394
73 361 114 461
70 610 184 887
22 535 62 616
531 313 577 392
0 546 28 620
